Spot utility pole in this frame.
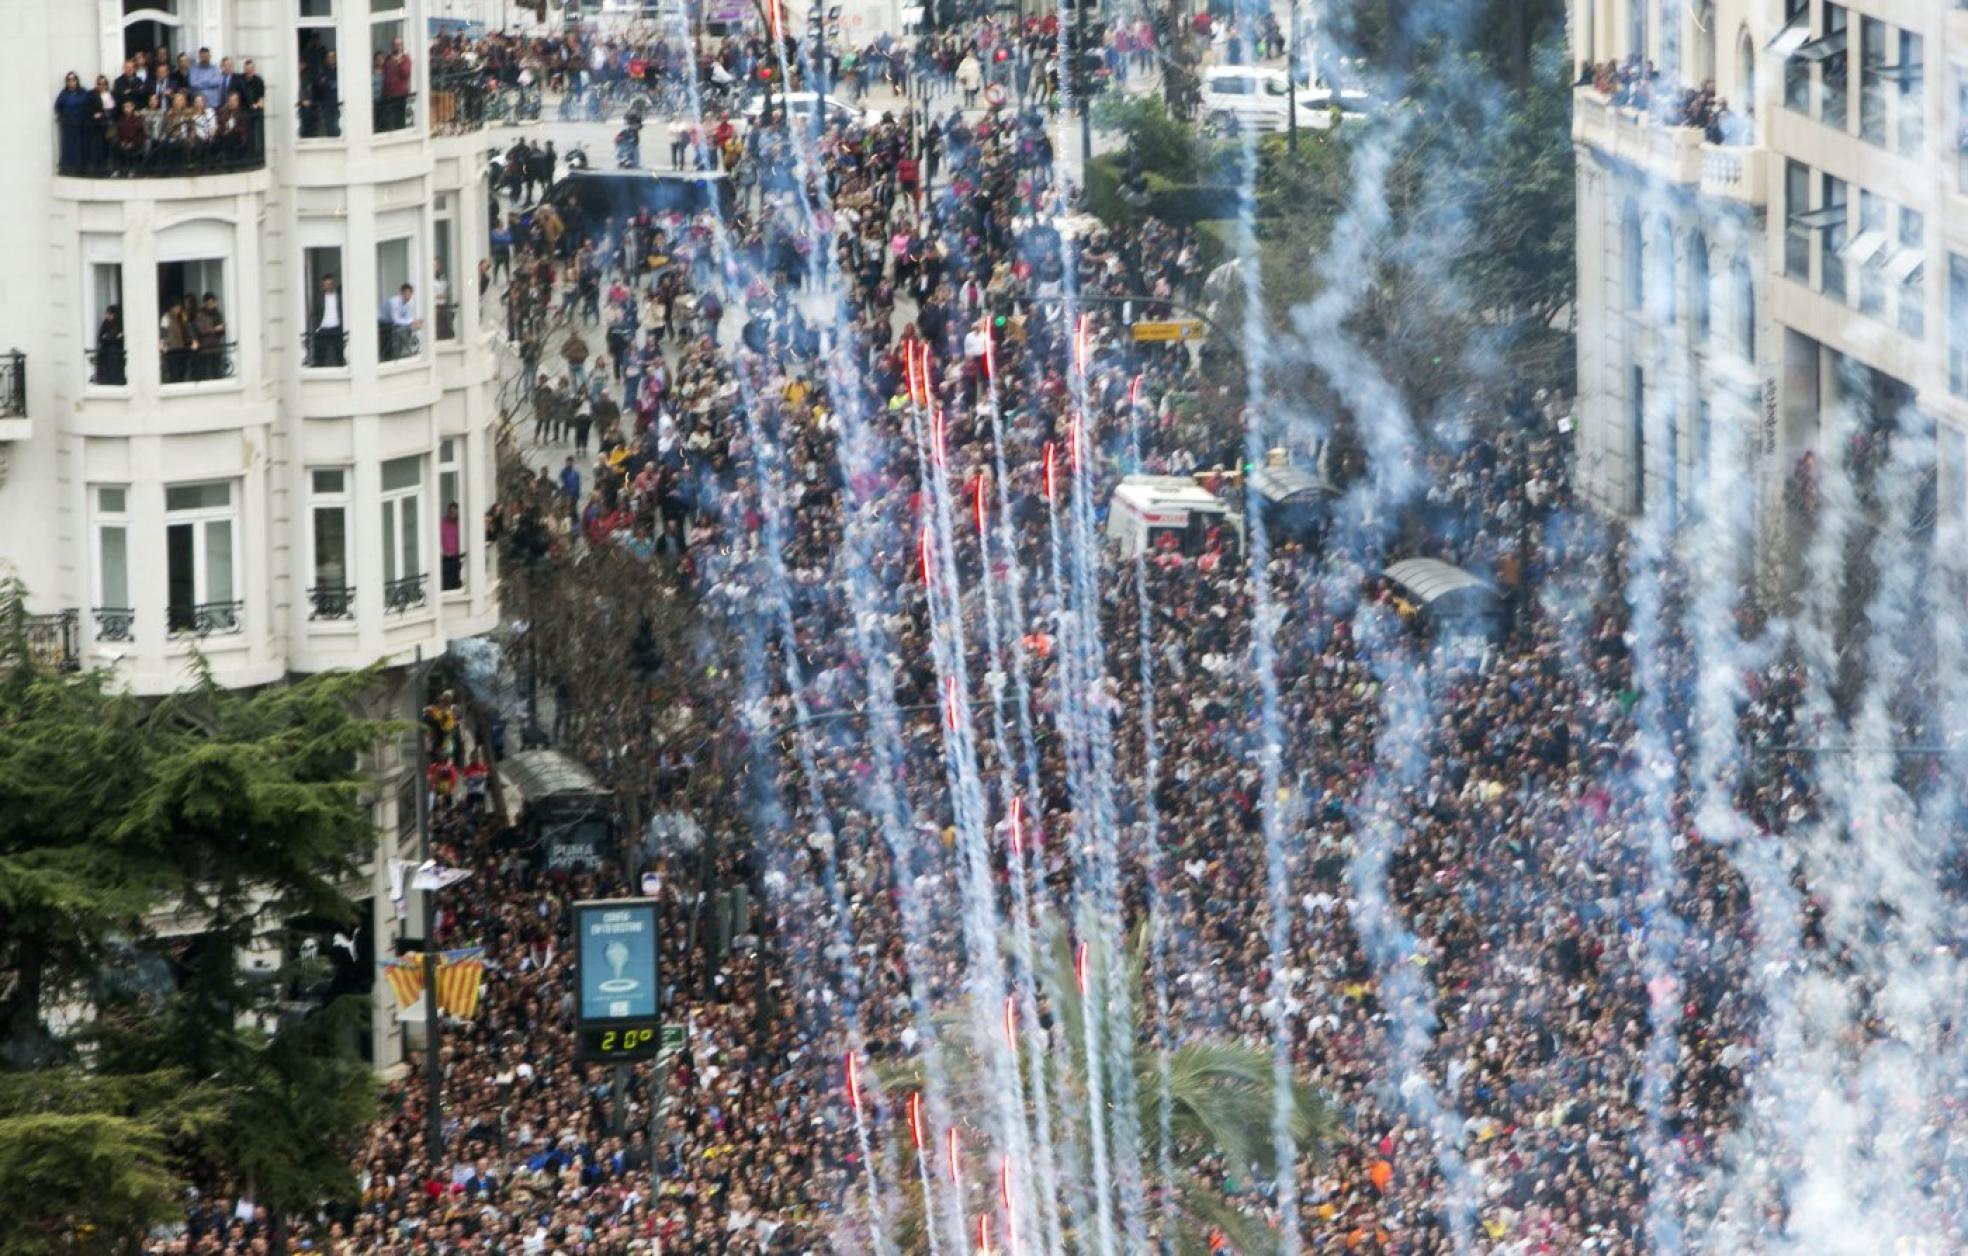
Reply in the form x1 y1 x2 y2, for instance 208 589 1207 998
1075 0 1092 165
1285 0 1298 155
813 1 827 146
412 646 443 1160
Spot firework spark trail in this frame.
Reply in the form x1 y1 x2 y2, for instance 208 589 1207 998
1342 612 1483 1252
970 354 1071 1254
670 158 904 1244
664 41 982 1248
1225 107 1304 1254
1617 514 1691 1254
1119 375 1178 1244
906 376 1043 1254
1764 383 1966 1250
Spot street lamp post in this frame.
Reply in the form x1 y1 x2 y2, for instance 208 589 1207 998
411 647 443 1160
1286 0 1299 156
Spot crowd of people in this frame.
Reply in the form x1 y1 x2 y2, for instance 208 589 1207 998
120 12 1968 1256
1577 56 1750 145
54 49 267 176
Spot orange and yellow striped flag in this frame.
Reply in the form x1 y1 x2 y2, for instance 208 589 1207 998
382 956 427 1010
434 947 487 1020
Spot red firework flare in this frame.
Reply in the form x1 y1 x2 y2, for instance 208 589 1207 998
1004 995 1017 1051
1008 795 1024 855
948 1127 961 1186
919 526 933 586
946 675 959 730
845 1052 860 1110
1043 443 1056 501
974 474 988 532
909 1093 925 1149
1076 942 1089 995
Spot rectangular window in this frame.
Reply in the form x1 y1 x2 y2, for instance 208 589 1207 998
381 455 425 611
1897 32 1923 156
1856 191 1887 318
1957 68 1968 194
1696 400 1713 504
304 245 346 369
309 468 353 620
1631 366 1646 513
1950 254 1968 398
1898 209 1925 338
156 258 229 384
299 0 334 15
433 212 457 341
93 486 131 640
1822 4 1848 127
1860 17 1887 144
371 8 411 134
376 237 419 362
164 481 239 635
1785 161 1813 280
297 18 341 140
1785 4 1811 114
1820 174 1847 301
89 262 125 386
1628 0 1647 64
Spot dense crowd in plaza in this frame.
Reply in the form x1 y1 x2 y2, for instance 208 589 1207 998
121 12 1968 1256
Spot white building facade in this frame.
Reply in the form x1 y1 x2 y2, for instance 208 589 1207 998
1571 0 1963 581
1 0 503 1065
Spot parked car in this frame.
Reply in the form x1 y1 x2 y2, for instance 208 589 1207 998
1198 66 1368 134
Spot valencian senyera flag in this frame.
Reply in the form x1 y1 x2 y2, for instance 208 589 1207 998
434 947 487 1020
381 955 427 1010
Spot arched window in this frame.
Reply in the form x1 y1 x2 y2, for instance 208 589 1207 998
1655 220 1677 323
1734 254 1756 361
1694 0 1717 85
121 0 183 63
1692 231 1711 342
1735 28 1757 142
1624 201 1645 311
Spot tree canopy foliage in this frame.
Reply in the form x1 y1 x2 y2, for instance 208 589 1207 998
0 581 384 1249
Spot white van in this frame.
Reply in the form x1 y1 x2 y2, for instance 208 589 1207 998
1106 476 1242 558
1198 66 1369 134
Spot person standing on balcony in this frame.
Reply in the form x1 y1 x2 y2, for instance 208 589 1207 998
310 273 346 367
193 293 226 381
433 261 453 340
383 37 413 132
112 59 144 112
381 282 420 359
54 73 92 174
303 49 341 138
441 502 464 592
188 47 224 112
160 297 193 384
94 305 125 386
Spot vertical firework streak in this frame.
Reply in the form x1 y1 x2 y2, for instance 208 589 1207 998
1619 515 1690 1254
696 54 981 1247
908 368 1043 1251
1227 109 1304 1252
1120 369 1178 1243
968 356 1071 1252
1343 613 1483 1251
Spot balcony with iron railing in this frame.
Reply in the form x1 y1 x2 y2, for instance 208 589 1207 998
382 573 428 614
56 112 266 179
18 609 79 671
167 600 243 637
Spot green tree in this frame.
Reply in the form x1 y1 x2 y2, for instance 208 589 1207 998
0 580 385 1250
879 927 1338 1253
